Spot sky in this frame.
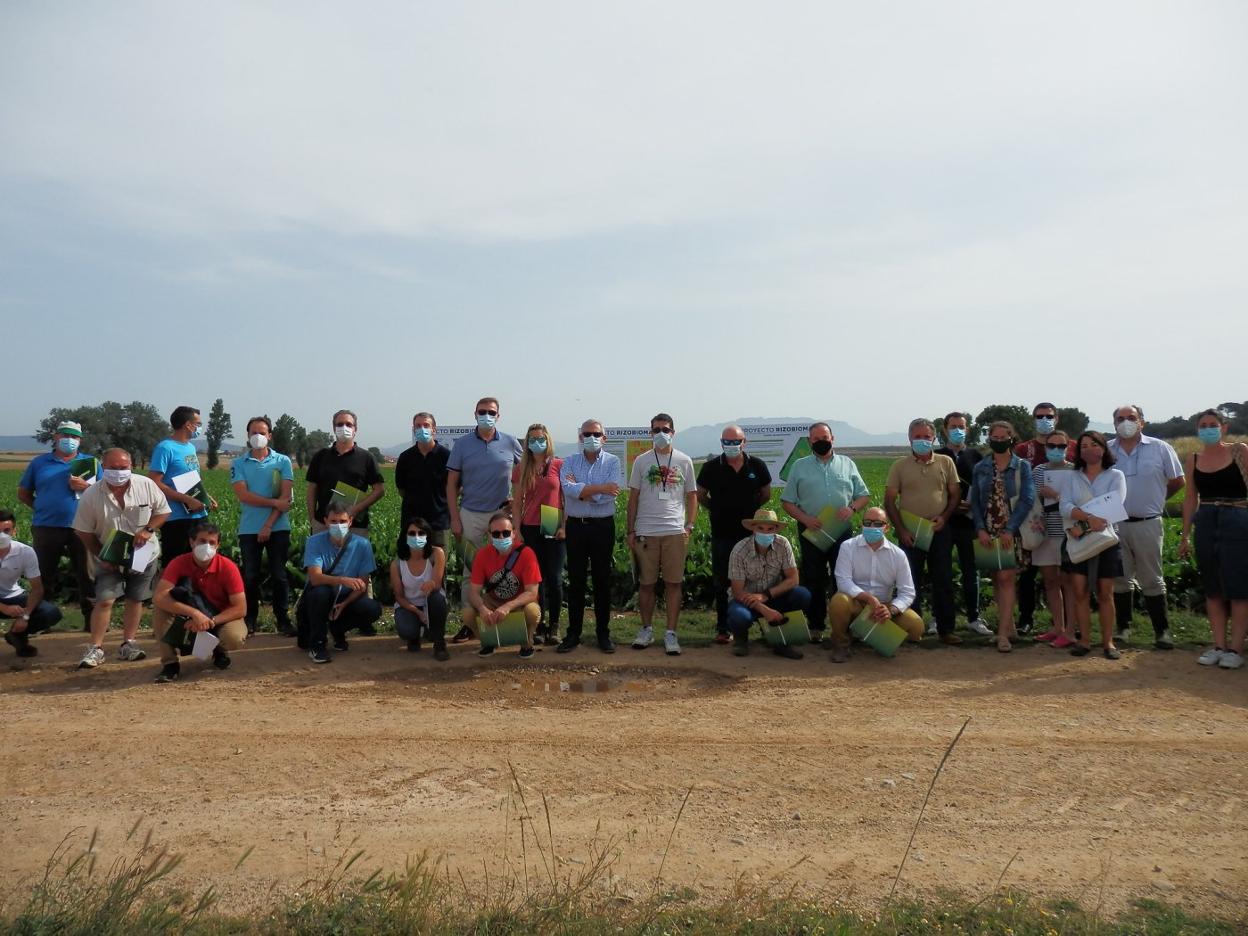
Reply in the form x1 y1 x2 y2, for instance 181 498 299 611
2 1 1246 449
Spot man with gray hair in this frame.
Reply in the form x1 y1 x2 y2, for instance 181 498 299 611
1106 404 1184 649
883 418 962 644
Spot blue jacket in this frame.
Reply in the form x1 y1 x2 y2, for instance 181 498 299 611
969 454 1035 535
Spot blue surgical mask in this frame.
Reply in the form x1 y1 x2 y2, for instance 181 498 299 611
753 532 775 548
911 439 934 456
190 426 202 439
862 526 886 544
947 428 966 445
407 535 427 549
329 522 350 540
57 437 80 455
1034 417 1056 435
653 432 672 450
1046 446 1067 463
581 436 602 453
492 535 512 552
476 413 497 430
722 442 743 458
1198 427 1222 445
412 427 432 443
528 437 548 454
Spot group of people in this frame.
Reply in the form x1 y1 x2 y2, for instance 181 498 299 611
2 398 1245 680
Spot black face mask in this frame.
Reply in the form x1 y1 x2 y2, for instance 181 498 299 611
811 440 833 456
988 438 1013 454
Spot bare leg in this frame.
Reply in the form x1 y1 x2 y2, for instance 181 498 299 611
1206 596 1229 649
994 570 1017 639
664 582 682 632
1041 566 1066 636
89 598 116 647
638 583 655 629
1070 575 1091 647
122 600 144 643
1229 599 1248 654
1097 580 1117 649
1062 578 1079 641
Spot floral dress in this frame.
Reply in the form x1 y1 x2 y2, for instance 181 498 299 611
986 466 1028 568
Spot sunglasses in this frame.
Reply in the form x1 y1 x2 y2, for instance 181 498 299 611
489 529 512 538
477 409 499 417
582 431 604 438
720 439 743 445
862 520 887 528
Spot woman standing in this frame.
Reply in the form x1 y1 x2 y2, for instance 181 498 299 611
389 517 449 661
1033 431 1076 648
970 421 1035 652
1180 409 1247 670
1060 432 1127 660
512 423 566 646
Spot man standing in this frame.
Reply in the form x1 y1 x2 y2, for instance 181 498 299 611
1012 402 1073 633
627 413 698 655
150 521 248 683
301 501 382 663
149 405 214 564
0 509 64 657
780 422 870 644
395 412 451 551
446 397 522 612
557 419 623 654
697 424 772 644
1106 404 1185 649
884 418 962 645
17 420 98 623
230 416 295 636
73 448 171 669
306 409 385 538
936 412 991 636
726 509 810 659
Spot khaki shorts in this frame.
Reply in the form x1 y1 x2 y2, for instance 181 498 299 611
633 533 688 586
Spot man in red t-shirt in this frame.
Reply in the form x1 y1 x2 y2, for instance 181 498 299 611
151 521 247 683
463 511 541 658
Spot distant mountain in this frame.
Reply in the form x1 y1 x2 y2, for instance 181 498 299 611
0 436 41 452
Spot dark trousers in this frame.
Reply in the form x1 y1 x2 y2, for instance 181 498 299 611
799 531 851 633
901 524 955 634
394 590 449 648
712 534 749 634
302 584 382 649
564 516 614 642
3 590 63 637
948 518 981 621
520 524 565 628
1017 564 1038 626
161 519 197 564
31 525 94 617
727 586 812 641
239 531 291 628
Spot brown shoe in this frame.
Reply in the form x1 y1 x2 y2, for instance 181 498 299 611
938 633 963 646
830 647 849 663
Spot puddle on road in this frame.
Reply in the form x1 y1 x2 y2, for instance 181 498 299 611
513 678 647 694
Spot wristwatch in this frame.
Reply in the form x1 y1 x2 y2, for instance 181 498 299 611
143 525 156 534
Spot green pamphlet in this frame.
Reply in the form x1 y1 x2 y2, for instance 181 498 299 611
899 509 935 552
98 529 134 567
69 456 99 482
160 617 196 656
763 611 811 647
539 504 560 538
478 611 529 649
849 606 907 658
330 480 369 507
801 506 851 552
777 437 813 482
973 537 1017 571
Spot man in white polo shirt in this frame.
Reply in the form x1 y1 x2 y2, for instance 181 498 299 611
1 509 63 657
1106 404 1185 649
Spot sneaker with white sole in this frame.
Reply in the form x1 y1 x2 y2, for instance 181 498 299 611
1197 647 1225 666
117 640 146 662
632 626 653 649
967 619 993 637
1218 651 1244 670
78 645 105 669
664 630 681 656
923 621 937 636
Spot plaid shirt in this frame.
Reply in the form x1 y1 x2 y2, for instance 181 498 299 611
727 534 796 593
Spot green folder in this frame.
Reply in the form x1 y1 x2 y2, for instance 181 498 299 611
899 509 935 552
973 537 1017 571
763 611 811 647
69 456 99 482
331 480 369 507
539 504 561 538
777 437 813 482
160 617 196 656
270 468 284 496
849 606 907 658
98 529 135 567
801 506 851 552
478 611 529 649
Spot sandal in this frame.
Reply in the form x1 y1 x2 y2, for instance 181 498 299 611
1052 634 1075 649
1035 630 1059 642
997 638 1012 653
1103 646 1121 660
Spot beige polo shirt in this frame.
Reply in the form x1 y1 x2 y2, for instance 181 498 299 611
72 476 172 557
886 453 958 520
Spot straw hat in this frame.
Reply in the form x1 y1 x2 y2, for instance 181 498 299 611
742 508 782 531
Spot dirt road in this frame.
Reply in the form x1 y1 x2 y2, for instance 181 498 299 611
1 631 1244 917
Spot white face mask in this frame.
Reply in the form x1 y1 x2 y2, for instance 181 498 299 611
653 431 672 450
1116 419 1140 440
103 468 131 487
333 425 355 442
0 531 12 550
192 542 217 563
329 522 350 541
249 433 268 450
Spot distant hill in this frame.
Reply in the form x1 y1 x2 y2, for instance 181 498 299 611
0 436 41 453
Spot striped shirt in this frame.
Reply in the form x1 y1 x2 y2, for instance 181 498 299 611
560 451 623 519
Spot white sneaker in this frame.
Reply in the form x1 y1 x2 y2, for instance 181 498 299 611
631 626 653 649
1197 647 1225 667
1218 651 1244 670
117 640 146 662
78 645 105 669
967 618 993 637
664 630 681 655
923 620 937 636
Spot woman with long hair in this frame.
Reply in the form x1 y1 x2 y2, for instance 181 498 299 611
389 516 449 661
511 423 566 645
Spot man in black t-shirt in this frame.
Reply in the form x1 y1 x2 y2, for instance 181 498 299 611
394 411 451 550
696 424 772 642
305 409 385 538
936 411 990 635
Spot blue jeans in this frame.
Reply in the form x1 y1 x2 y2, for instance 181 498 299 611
726 586 812 641
3 590 63 638
712 535 748 634
302 584 382 649
394 590 450 647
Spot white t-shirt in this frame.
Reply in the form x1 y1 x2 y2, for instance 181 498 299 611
628 446 697 536
0 541 42 600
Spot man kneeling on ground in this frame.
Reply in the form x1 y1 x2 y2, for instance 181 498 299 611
463 511 541 659
301 500 382 664
1 509 63 657
726 508 811 659
151 522 247 682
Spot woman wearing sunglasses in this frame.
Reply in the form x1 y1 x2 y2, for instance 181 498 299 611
512 423 566 646
390 516 449 661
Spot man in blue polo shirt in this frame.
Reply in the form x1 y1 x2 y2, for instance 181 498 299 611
231 415 295 636
301 501 381 663
17 420 99 623
446 396 522 615
149 405 215 563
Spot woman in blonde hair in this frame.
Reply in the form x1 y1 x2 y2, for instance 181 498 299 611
512 423 566 645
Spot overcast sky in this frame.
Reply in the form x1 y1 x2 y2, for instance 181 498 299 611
2 1 1245 447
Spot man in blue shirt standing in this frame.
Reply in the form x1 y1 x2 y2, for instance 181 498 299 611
149 405 215 563
231 416 295 636
17 420 99 624
301 501 381 664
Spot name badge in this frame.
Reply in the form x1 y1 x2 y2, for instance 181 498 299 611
657 490 672 501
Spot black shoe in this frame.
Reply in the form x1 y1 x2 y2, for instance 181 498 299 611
543 633 560 647
556 638 579 654
407 639 422 653
309 646 331 664
154 662 180 683
1070 645 1091 657
211 647 231 670
433 646 450 662
332 637 349 652
245 622 256 636
1104 646 1122 660
277 622 298 638
597 637 616 654
478 645 495 656
518 645 535 659
773 645 803 660
5 631 36 658
1017 619 1034 636
732 642 748 657
356 624 377 637
452 625 473 644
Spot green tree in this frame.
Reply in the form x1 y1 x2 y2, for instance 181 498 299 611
1056 406 1089 438
302 429 333 465
272 413 304 464
974 404 1031 443
367 445 384 467
205 398 233 469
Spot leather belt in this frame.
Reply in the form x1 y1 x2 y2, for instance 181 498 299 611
566 515 614 524
1124 515 1160 522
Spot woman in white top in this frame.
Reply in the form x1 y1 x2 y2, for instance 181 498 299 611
1059 432 1128 660
1032 431 1077 648
389 516 449 661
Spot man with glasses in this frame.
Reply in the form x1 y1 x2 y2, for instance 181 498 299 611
558 419 623 654
462 511 541 659
1106 404 1184 649
697 424 772 644
626 413 698 655
395 412 451 551
149 405 215 564
306 409 385 538
828 507 923 663
447 397 522 615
